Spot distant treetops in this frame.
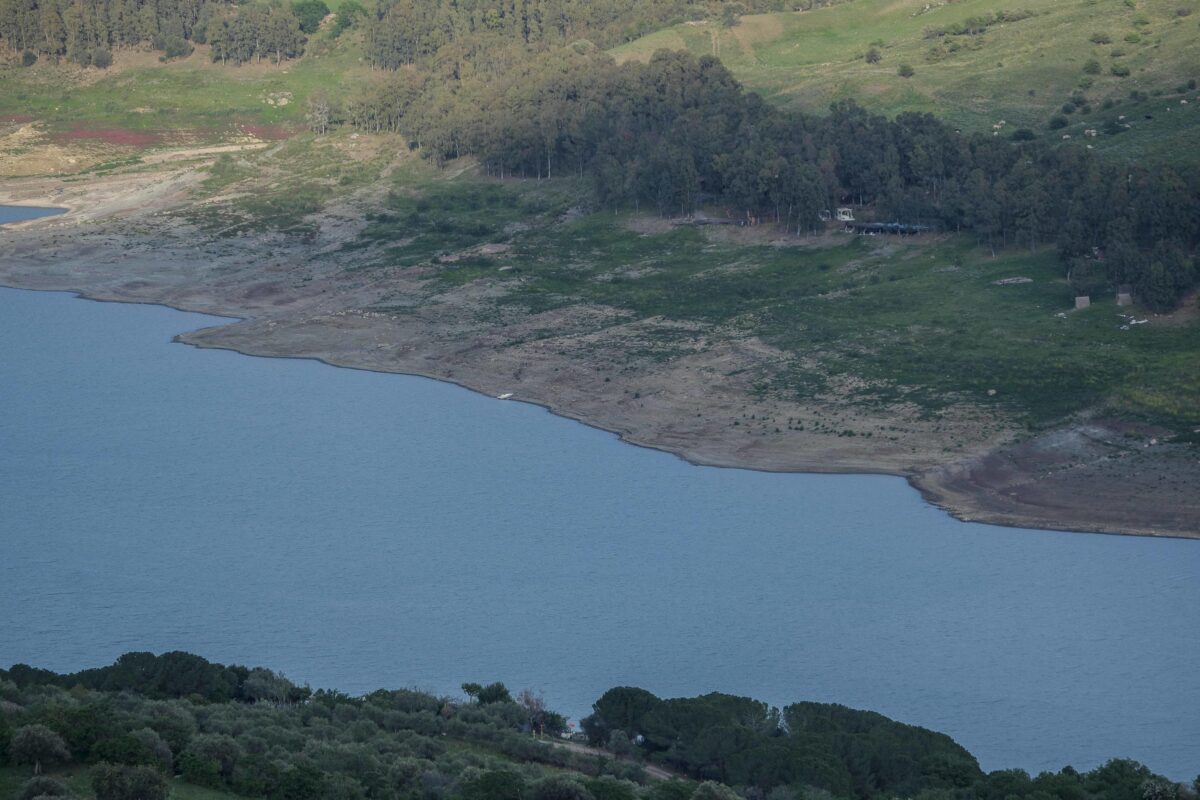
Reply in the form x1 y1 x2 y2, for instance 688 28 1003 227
2 652 1195 800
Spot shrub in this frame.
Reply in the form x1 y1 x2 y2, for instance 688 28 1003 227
1011 128 1036 141
1062 101 1077 114
331 0 366 37
158 35 193 59
897 63 915 77
91 48 112 69
291 0 330 34
18 776 69 800
1083 59 1101 74
92 763 168 800
1090 31 1111 43
865 47 881 63
1048 115 1069 129
11 725 70 774
21 50 37 66
1124 32 1142 42
533 776 594 800
1111 63 1131 76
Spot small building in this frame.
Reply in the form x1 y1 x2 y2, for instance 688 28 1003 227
836 207 855 222
1075 295 1091 310
1116 284 1133 306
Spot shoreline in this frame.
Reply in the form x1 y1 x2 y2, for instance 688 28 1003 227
4 280 1196 541
2 168 1196 540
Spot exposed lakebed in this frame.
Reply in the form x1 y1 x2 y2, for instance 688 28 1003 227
1 285 1197 779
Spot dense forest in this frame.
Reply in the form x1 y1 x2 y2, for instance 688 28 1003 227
333 47 1200 310
0 0 308 65
1 653 1196 800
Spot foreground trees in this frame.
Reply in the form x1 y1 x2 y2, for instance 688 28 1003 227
2 653 1192 800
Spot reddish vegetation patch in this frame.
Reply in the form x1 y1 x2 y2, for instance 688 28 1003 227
1 114 35 125
55 128 164 147
235 123 294 141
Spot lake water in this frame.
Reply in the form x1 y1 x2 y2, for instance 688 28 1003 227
1 285 1197 780
0 205 64 225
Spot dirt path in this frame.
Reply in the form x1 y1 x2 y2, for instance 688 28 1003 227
550 740 679 782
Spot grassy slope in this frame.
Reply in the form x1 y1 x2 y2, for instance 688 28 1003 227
613 0 1200 161
347 171 1200 432
0 17 372 139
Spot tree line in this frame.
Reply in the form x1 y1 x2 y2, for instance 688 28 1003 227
2 653 644 800
0 0 309 65
3 653 1196 800
361 0 843 71
580 685 1198 800
332 47 1199 310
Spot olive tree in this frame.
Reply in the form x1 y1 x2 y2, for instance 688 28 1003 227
11 725 70 775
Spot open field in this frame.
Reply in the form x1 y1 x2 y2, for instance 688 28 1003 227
614 0 1200 160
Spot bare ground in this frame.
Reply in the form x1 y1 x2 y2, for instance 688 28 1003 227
1 153 1196 539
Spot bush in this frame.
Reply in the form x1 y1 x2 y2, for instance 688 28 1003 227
91 48 112 69
1062 101 1077 114
331 0 366 37
1124 32 1141 42
291 0 330 34
21 50 37 66
897 63 915 77
1090 31 1112 43
92 763 168 800
533 776 594 800
157 35 193 59
11 725 70 774
865 47 881 64
1011 128 1037 141
1111 64 1131 77
18 777 69 800
1048 115 1069 129
1083 59 1101 74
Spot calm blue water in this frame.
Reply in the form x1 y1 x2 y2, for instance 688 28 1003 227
0 285 1197 780
0 205 64 224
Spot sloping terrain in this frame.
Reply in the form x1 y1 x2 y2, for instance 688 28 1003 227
615 0 1200 161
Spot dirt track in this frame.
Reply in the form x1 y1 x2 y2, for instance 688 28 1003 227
1 153 1196 539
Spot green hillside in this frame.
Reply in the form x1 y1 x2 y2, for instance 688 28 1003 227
614 0 1200 161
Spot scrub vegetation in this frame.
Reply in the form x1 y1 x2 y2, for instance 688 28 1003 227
1 653 1196 800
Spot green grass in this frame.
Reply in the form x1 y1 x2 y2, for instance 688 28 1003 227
0 25 372 139
613 0 1200 161
356 171 1200 430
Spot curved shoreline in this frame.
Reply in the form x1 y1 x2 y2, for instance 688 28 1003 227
1 173 1196 540
3 281 1196 541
